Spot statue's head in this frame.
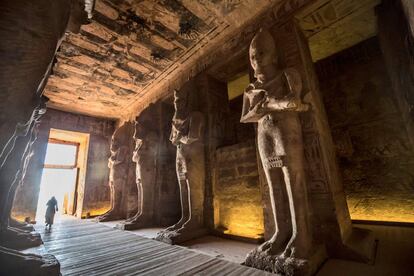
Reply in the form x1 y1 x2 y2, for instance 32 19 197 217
134 103 157 140
249 29 277 77
67 0 89 33
111 122 132 152
173 89 188 113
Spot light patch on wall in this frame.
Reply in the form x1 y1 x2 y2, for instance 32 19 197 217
347 195 414 223
227 73 250 100
220 203 265 239
296 0 380 61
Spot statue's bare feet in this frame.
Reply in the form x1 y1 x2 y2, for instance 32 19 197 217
258 232 289 255
120 215 151 230
97 209 122 222
125 212 142 223
282 235 310 259
164 216 187 232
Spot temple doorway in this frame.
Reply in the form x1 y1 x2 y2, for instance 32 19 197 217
35 129 90 222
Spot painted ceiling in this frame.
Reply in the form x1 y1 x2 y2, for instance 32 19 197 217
44 0 381 119
45 0 280 119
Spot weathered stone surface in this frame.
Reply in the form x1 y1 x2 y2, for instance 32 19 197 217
0 0 87 274
316 37 414 223
156 86 206 244
267 18 376 264
0 246 60 276
240 28 322 275
214 140 264 240
97 121 134 222
117 104 160 230
12 109 115 221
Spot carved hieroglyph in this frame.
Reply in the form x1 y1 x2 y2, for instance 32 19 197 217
97 123 132 222
155 89 206 244
118 105 159 230
240 29 322 275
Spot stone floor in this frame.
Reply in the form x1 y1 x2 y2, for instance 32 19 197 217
316 224 414 276
98 220 257 264
32 217 414 276
35 218 273 276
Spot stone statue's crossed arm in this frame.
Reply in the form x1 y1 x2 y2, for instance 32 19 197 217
180 112 204 145
262 69 309 113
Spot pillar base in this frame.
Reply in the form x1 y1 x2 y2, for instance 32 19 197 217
244 244 327 276
0 227 43 250
115 220 151 231
9 218 35 232
95 211 124 222
155 227 208 245
0 245 60 276
337 226 377 264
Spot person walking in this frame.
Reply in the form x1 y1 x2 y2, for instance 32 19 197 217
45 196 58 230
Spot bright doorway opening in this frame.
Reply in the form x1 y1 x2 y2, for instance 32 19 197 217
35 129 89 223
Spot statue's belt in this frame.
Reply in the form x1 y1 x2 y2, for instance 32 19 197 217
264 155 287 168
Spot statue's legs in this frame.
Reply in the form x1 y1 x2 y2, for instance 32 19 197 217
174 143 204 234
164 146 190 231
155 144 207 244
281 118 313 259
125 180 143 223
258 167 291 255
255 118 292 255
97 181 123 222
165 178 189 232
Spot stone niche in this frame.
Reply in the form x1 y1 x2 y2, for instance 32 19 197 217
316 37 414 223
214 140 264 241
11 108 115 221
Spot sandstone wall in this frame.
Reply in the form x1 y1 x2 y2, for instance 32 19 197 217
316 37 414 223
214 140 264 240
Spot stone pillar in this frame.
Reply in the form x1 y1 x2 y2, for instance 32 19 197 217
377 0 414 148
117 104 160 230
155 82 207 244
197 74 231 231
97 121 135 222
154 102 181 227
11 126 49 223
265 20 376 263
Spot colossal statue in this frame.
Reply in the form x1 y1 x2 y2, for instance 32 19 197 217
118 105 159 230
0 0 88 274
156 89 206 244
240 29 321 275
97 123 132 222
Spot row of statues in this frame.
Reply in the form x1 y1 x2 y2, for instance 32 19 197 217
103 28 318 275
0 1 88 275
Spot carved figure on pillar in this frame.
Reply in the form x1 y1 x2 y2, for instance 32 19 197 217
240 29 322 275
97 124 132 222
155 89 206 244
117 105 159 230
0 98 48 250
0 1 88 274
